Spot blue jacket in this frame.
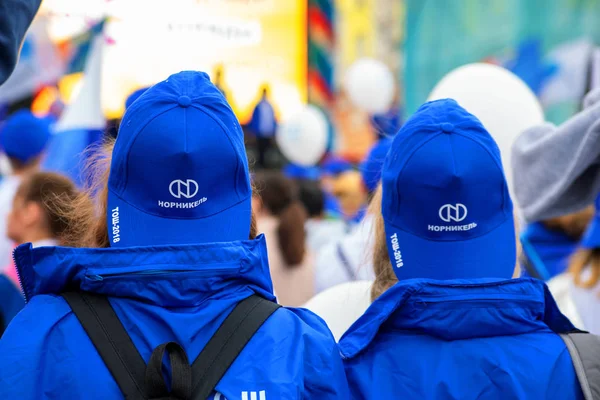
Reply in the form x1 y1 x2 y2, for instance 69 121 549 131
0 274 24 334
339 278 584 400
0 235 349 399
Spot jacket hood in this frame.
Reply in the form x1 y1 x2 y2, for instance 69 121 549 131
339 277 576 359
13 234 275 307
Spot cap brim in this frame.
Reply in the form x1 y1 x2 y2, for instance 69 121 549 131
385 217 516 281
581 215 600 249
108 192 251 247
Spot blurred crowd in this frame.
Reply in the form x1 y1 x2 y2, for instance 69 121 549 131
0 2 599 400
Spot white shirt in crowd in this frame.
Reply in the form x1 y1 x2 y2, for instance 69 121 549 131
305 218 348 254
548 268 600 334
0 175 20 267
314 214 375 294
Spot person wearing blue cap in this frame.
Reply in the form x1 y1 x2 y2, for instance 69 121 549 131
0 71 349 399
0 110 50 267
338 99 585 399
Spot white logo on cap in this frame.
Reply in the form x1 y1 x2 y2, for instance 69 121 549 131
439 203 467 223
169 179 199 199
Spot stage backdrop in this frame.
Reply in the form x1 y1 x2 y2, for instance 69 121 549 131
405 0 600 124
42 0 307 124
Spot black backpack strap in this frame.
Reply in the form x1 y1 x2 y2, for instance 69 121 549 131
190 295 280 400
560 332 600 400
145 342 192 400
61 292 147 400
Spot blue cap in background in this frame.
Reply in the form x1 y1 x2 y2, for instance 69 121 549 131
283 163 321 180
321 156 353 176
125 87 150 110
107 71 251 247
360 138 392 193
0 110 51 163
381 99 515 281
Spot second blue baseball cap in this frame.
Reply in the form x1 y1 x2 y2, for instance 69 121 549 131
107 71 251 247
0 110 51 163
382 99 516 281
360 137 392 193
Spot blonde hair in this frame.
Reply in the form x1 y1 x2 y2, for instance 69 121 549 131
568 248 600 290
369 185 522 301
370 186 397 301
55 139 258 248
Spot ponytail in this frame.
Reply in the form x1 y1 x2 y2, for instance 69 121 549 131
254 171 308 269
277 201 307 267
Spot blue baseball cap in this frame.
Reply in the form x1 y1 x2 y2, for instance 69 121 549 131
581 193 600 249
107 71 252 247
382 99 516 281
0 110 51 163
125 87 149 110
360 138 392 193
321 156 353 176
283 163 321 180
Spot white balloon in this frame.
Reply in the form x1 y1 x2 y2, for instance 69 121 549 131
345 58 395 114
276 105 328 166
428 63 544 195
303 280 373 342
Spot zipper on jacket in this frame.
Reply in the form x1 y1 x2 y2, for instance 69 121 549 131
13 247 28 302
411 293 540 308
85 263 240 282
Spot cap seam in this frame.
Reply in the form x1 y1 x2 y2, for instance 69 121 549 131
189 103 246 199
451 130 511 217
114 104 179 195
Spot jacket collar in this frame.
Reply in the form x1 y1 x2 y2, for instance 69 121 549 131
338 277 576 359
14 234 275 307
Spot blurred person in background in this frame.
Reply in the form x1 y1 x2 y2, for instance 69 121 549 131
0 0 41 85
0 71 348 399
312 139 391 293
7 171 78 248
297 178 346 253
249 85 276 168
549 192 600 334
339 99 584 400
331 170 368 223
0 172 79 334
253 170 315 306
320 156 353 219
0 110 50 267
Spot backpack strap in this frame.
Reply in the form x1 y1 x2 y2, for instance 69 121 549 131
61 292 147 400
145 342 192 400
337 243 357 281
190 295 280 400
560 332 600 400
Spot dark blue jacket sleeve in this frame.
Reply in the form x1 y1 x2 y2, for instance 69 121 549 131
0 0 42 85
